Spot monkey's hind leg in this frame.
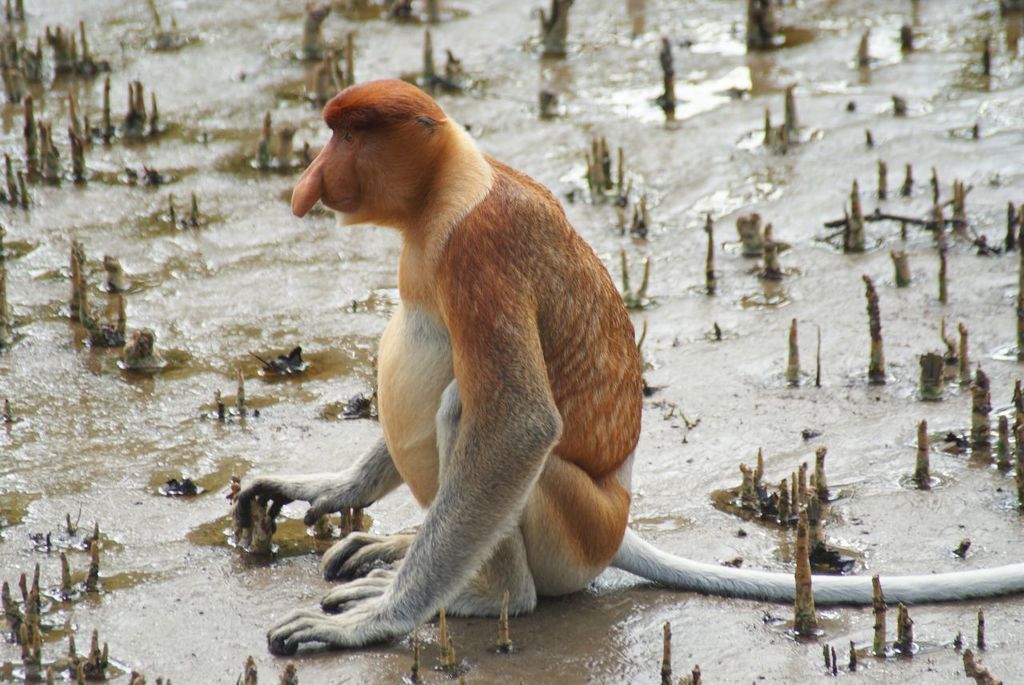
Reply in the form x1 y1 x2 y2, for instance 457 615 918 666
445 528 537 617
321 531 415 580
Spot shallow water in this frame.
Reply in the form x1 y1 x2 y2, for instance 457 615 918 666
2 0 1024 682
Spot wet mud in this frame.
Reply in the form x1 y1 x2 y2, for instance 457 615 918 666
2 0 1024 682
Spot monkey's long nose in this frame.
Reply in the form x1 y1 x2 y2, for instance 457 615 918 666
291 158 324 218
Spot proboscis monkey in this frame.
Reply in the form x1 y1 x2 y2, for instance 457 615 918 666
235 79 1024 655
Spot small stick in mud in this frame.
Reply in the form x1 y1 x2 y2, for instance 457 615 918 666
793 508 817 635
849 640 858 671
301 3 331 61
997 415 1012 470
70 128 86 183
69 94 83 139
539 0 573 58
901 163 913 197
863 275 885 384
777 479 791 523
976 609 985 650
971 367 992 449
900 24 914 52
39 123 62 183
4 155 18 206
1007 202 1019 252
938 243 948 304
85 540 99 592
847 180 865 253
23 96 38 178
877 160 887 200
894 604 914 655
236 369 246 416
951 179 968 237
783 84 798 138
738 463 756 508
785 319 800 385
872 575 887 656
215 390 225 422
930 167 940 206
890 250 910 287
865 129 874 148
81 628 109 679
496 589 512 653
100 76 113 143
422 30 437 90
2 580 22 638
760 223 783 280
813 447 828 501
438 607 450 666
815 326 822 388
240 656 258 685
69 240 89 324
103 255 126 293
963 649 1001 685
806 492 824 549
797 461 808 506
981 34 992 77
919 352 944 401
149 92 160 137
660 621 672 685
538 89 558 119
279 663 299 685
187 192 200 229
1016 439 1024 508
704 214 716 294
892 95 908 117
736 213 764 257
1015 380 1024 435
344 31 356 87
276 126 296 170
60 552 72 599
745 0 777 50
915 420 930 488
257 112 272 170
857 30 871 67
1018 252 1024 361
657 38 676 121
957 323 970 385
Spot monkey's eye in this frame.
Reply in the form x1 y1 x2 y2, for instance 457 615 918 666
342 130 354 144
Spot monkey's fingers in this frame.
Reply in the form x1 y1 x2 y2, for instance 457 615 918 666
266 600 396 654
233 480 295 528
321 532 409 580
320 576 391 614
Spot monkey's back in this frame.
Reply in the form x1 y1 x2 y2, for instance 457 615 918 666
447 159 643 480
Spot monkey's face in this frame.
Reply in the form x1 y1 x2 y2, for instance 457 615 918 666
291 129 362 218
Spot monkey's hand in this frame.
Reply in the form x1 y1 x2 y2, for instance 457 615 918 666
321 533 414 580
233 472 361 536
233 438 402 536
267 579 410 655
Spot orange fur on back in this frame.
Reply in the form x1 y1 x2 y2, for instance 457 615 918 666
437 160 643 480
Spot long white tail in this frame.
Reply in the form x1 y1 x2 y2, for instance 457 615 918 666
612 528 1024 605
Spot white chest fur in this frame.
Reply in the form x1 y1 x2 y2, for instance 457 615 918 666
376 304 453 506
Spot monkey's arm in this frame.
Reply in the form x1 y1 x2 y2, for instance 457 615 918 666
267 263 562 654
233 437 402 530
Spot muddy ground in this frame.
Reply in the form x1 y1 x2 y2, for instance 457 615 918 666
2 0 1024 682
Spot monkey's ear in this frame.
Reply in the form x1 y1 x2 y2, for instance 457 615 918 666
416 116 437 134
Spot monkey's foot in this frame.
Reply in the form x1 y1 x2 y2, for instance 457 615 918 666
320 569 394 613
321 532 413 580
267 600 407 655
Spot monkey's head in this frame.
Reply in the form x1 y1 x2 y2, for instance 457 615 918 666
291 79 450 228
